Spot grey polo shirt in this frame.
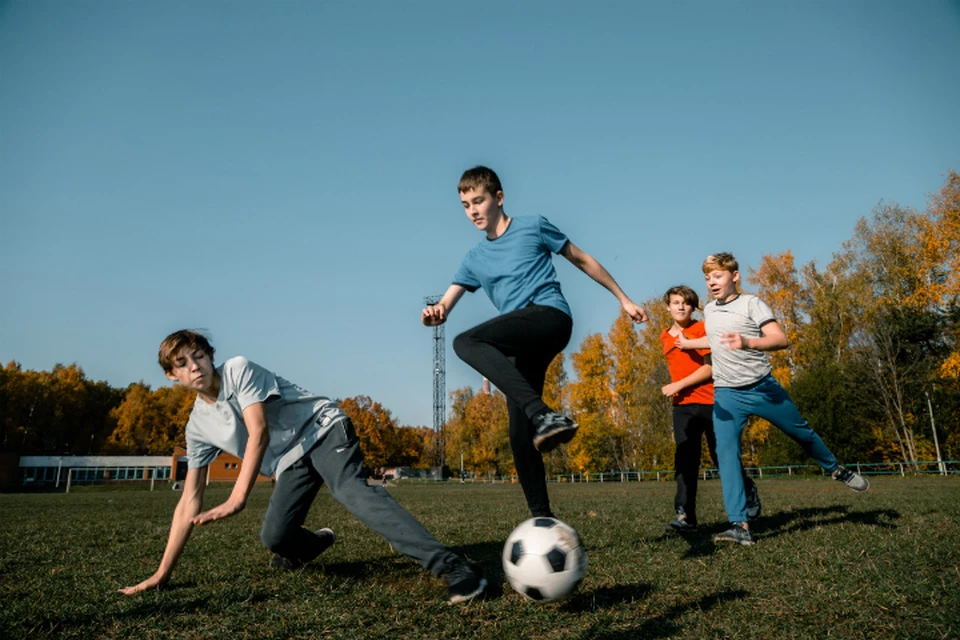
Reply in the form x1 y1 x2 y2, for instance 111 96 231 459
703 294 777 388
184 356 344 477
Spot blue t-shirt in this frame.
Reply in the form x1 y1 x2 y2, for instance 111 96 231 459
453 215 572 317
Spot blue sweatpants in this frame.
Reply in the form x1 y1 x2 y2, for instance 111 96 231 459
713 374 838 523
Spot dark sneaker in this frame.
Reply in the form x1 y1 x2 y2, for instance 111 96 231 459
444 562 487 604
270 528 336 570
714 522 755 546
832 465 869 492
666 508 697 533
532 412 579 453
745 481 762 519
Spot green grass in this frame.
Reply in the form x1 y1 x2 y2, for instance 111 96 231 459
1 477 958 639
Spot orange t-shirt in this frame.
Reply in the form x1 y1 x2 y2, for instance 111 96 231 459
659 320 714 406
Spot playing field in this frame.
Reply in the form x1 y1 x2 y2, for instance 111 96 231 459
1 476 958 639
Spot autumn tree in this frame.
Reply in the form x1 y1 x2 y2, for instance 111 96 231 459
444 386 511 478
1 362 123 455
339 395 402 471
566 333 618 472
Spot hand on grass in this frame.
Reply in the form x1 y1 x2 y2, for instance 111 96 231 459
192 498 245 526
119 572 166 596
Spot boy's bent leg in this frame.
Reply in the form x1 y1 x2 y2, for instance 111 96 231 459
452 305 572 420
261 457 331 565
713 388 751 523
310 419 462 577
752 377 838 472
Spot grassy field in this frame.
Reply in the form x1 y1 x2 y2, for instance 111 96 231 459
1 476 958 639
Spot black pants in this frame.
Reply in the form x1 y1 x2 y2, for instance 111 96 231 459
672 404 754 524
453 304 573 517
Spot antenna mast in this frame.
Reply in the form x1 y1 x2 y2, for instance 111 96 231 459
424 295 446 470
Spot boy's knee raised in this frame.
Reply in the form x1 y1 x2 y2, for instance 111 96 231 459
260 523 286 552
452 332 474 358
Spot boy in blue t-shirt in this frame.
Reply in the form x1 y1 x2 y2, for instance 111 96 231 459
421 166 647 518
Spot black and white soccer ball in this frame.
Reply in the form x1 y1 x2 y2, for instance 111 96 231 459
502 517 587 602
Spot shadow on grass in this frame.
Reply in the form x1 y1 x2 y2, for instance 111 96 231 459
755 505 901 541
578 588 749 640
653 505 901 558
17 589 276 638
563 581 655 612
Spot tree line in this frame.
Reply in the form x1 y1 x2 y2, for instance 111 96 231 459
2 172 957 477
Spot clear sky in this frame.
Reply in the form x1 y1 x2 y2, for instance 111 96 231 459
2 0 959 428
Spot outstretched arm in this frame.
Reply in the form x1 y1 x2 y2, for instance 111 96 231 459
421 284 466 326
119 465 207 595
192 402 271 526
560 242 647 323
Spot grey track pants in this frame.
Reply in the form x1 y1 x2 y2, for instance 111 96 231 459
259 417 461 576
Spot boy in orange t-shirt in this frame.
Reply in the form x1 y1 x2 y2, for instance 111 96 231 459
660 285 759 532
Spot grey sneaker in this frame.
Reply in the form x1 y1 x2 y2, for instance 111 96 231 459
666 508 697 533
532 412 579 453
270 528 336 569
444 562 487 604
832 466 869 492
714 522 755 546
745 481 762 519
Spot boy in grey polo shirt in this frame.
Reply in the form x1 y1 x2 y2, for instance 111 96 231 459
119 330 485 604
679 253 869 546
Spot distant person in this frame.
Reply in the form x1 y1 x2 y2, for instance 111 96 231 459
119 330 485 603
659 285 759 534
678 253 869 546
421 165 647 518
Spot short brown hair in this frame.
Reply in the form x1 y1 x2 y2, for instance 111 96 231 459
458 165 503 196
702 252 739 274
663 285 700 308
158 329 215 374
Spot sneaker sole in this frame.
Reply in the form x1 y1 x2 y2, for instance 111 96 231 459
713 535 755 546
533 425 579 453
448 577 488 604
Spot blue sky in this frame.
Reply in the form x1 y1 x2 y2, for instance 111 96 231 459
2 1 959 428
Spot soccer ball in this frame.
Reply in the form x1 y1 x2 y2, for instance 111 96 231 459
502 517 587 602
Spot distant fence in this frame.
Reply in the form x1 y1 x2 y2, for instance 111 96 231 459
396 460 960 485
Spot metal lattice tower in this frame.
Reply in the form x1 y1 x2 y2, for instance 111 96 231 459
424 295 446 469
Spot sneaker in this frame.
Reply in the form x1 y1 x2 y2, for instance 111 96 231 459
713 522 755 546
832 465 869 492
444 562 487 604
666 508 697 533
270 528 336 570
745 481 762 519
532 412 579 453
